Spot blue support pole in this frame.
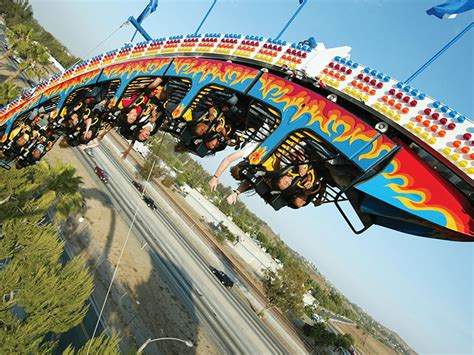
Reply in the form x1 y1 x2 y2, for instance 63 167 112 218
195 0 217 35
130 30 139 43
405 22 473 84
128 16 152 41
275 0 308 40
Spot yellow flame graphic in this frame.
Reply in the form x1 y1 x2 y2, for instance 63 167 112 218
382 159 461 231
257 74 394 161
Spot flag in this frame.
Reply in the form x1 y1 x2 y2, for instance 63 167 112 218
426 0 474 19
136 0 159 23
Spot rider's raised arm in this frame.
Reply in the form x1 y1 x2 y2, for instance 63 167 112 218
147 76 163 90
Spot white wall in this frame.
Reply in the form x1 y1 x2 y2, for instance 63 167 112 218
184 188 280 277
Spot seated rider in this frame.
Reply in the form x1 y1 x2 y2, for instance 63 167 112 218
117 77 167 119
15 134 54 169
225 145 320 208
0 123 36 161
121 104 162 159
190 105 220 137
284 168 327 209
100 77 167 140
208 119 275 191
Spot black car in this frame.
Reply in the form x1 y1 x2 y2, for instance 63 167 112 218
211 267 234 288
143 195 157 210
132 180 145 193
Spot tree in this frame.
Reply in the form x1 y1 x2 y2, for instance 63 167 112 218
307 323 337 347
5 40 50 84
33 161 84 221
63 332 121 354
310 282 323 299
259 259 307 317
0 218 94 353
334 333 355 349
0 81 20 105
139 154 162 180
304 304 315 318
0 23 34 61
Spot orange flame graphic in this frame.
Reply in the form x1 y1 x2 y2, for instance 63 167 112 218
257 74 393 162
103 58 170 80
249 146 267 165
172 58 256 87
382 159 464 232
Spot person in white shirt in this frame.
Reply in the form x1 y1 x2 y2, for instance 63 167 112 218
208 141 258 192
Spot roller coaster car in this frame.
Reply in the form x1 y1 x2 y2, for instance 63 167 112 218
161 116 190 140
186 139 210 157
1 35 471 242
237 164 289 210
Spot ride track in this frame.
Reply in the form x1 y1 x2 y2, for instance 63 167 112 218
0 33 472 241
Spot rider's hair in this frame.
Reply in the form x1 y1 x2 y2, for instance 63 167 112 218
230 162 246 181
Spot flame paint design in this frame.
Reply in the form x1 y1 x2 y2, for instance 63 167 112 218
382 158 466 233
172 104 185 118
42 70 102 98
102 58 170 80
171 58 256 87
257 74 394 162
249 146 267 165
359 136 393 161
0 94 42 124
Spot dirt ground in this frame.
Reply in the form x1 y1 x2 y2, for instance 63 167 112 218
45 145 218 354
331 322 395 355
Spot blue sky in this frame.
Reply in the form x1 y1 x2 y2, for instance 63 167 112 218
29 0 473 353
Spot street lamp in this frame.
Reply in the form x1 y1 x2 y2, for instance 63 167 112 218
137 337 194 353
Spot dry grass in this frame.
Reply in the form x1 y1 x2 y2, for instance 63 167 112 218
331 321 396 355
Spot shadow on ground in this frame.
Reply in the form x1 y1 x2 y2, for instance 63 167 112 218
56 213 200 355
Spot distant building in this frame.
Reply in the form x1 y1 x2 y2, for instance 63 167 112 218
132 141 150 158
48 54 65 73
303 292 317 307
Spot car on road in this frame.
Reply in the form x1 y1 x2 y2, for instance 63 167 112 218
85 148 94 158
94 165 109 184
211 267 234 288
143 195 157 210
132 180 145 194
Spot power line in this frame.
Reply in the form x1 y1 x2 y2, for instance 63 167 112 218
71 21 129 68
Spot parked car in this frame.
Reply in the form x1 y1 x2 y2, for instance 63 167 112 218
132 180 145 193
94 165 108 184
311 313 325 323
211 267 234 288
143 195 157 210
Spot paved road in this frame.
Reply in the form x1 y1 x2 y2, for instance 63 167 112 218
73 144 293 354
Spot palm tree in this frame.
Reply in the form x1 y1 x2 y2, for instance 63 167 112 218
34 161 84 221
